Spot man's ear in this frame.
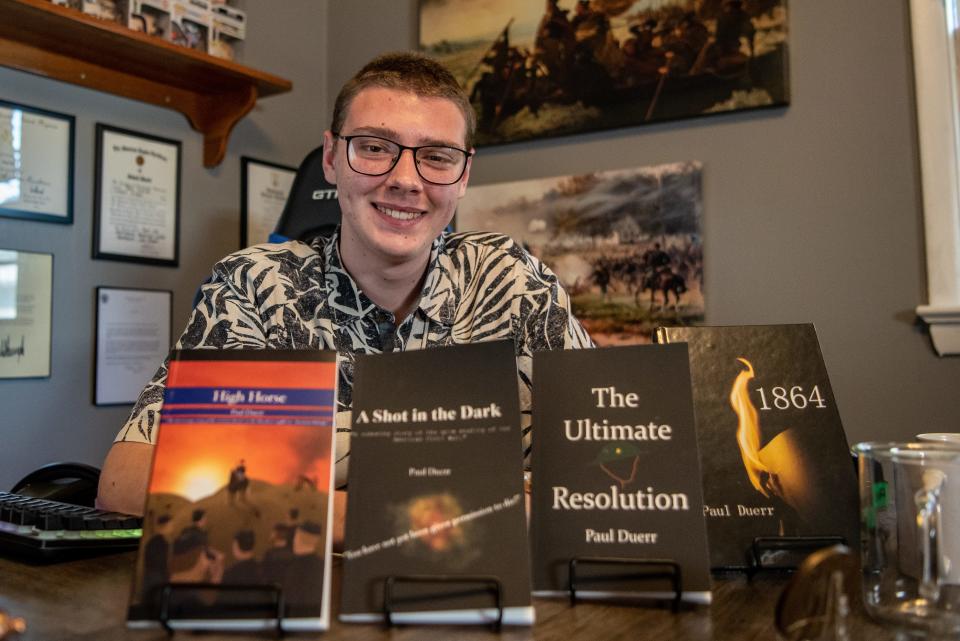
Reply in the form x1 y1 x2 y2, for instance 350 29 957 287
321 130 338 185
457 150 474 198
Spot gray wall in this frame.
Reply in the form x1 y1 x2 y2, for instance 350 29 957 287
328 0 960 442
2 0 958 491
0 1 327 490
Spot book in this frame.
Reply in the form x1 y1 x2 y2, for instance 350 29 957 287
126 349 337 631
655 324 859 570
339 341 534 626
530 344 712 603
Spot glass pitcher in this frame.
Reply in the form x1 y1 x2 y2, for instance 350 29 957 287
853 441 960 637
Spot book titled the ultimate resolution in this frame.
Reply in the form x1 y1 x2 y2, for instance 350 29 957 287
531 344 712 603
655 324 859 570
340 341 534 626
127 349 337 632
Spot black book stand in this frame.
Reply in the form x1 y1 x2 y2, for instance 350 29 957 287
157 582 285 637
382 574 504 632
745 536 847 579
568 557 683 612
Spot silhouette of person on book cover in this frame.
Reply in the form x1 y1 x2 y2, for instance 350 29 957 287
261 524 294 589
282 521 325 617
215 529 271 613
166 527 224 617
228 460 249 501
141 513 173 613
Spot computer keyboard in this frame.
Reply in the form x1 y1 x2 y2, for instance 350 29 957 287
0 491 142 561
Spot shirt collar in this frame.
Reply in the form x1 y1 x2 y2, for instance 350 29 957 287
315 229 455 327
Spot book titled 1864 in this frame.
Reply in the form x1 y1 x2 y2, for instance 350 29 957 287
655 324 859 570
530 344 712 603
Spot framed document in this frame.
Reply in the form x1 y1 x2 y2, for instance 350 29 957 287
0 100 74 224
0 249 53 379
93 124 181 266
94 286 172 405
241 156 296 247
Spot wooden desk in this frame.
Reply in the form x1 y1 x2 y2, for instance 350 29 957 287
0 553 896 641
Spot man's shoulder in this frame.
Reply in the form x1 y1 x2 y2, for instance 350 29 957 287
437 230 561 292
213 239 326 275
441 230 527 263
223 239 322 262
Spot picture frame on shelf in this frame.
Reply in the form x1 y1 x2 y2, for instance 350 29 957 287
93 124 181 266
0 99 75 224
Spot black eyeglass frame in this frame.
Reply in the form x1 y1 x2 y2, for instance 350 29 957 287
333 132 473 185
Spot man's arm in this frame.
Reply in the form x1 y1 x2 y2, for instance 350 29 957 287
96 441 154 516
97 250 272 515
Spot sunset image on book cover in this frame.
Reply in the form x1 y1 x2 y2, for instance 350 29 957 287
655 324 859 570
127 350 337 631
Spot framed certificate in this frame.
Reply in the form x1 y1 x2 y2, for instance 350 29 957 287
241 156 296 247
94 286 172 405
0 249 53 379
93 124 181 266
0 100 74 224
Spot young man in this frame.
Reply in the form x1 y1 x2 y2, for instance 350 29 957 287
97 52 593 541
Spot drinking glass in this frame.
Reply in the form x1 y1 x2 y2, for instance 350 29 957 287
853 441 960 637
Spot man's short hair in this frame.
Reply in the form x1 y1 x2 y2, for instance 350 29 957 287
330 51 476 149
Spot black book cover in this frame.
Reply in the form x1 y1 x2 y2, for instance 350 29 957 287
655 324 859 570
340 341 534 625
127 349 338 631
530 344 712 602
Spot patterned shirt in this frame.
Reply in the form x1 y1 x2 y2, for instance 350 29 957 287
115 229 594 484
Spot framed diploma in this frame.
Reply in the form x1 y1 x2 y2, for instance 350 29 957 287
241 156 296 247
93 124 181 266
0 100 74 224
94 286 172 405
0 249 53 379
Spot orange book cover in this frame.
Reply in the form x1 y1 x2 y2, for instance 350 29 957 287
127 349 337 631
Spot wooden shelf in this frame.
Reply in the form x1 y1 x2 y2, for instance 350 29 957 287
0 0 293 167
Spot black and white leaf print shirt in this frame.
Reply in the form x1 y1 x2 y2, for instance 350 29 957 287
115 229 594 484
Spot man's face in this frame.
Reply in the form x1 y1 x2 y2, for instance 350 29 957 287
322 87 472 272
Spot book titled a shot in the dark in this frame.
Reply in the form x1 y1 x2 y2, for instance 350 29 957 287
530 344 712 603
655 324 859 570
340 341 534 626
127 349 338 632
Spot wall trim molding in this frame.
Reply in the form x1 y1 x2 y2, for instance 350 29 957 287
910 0 960 356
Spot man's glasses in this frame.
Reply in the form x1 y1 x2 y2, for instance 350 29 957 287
334 133 472 185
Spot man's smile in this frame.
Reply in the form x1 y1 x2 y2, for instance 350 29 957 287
374 202 426 222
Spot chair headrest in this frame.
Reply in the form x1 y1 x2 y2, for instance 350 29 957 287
272 145 341 244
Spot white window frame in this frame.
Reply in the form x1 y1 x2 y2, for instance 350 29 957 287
911 0 960 355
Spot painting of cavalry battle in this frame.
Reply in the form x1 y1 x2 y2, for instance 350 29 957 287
419 0 789 145
456 161 704 345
